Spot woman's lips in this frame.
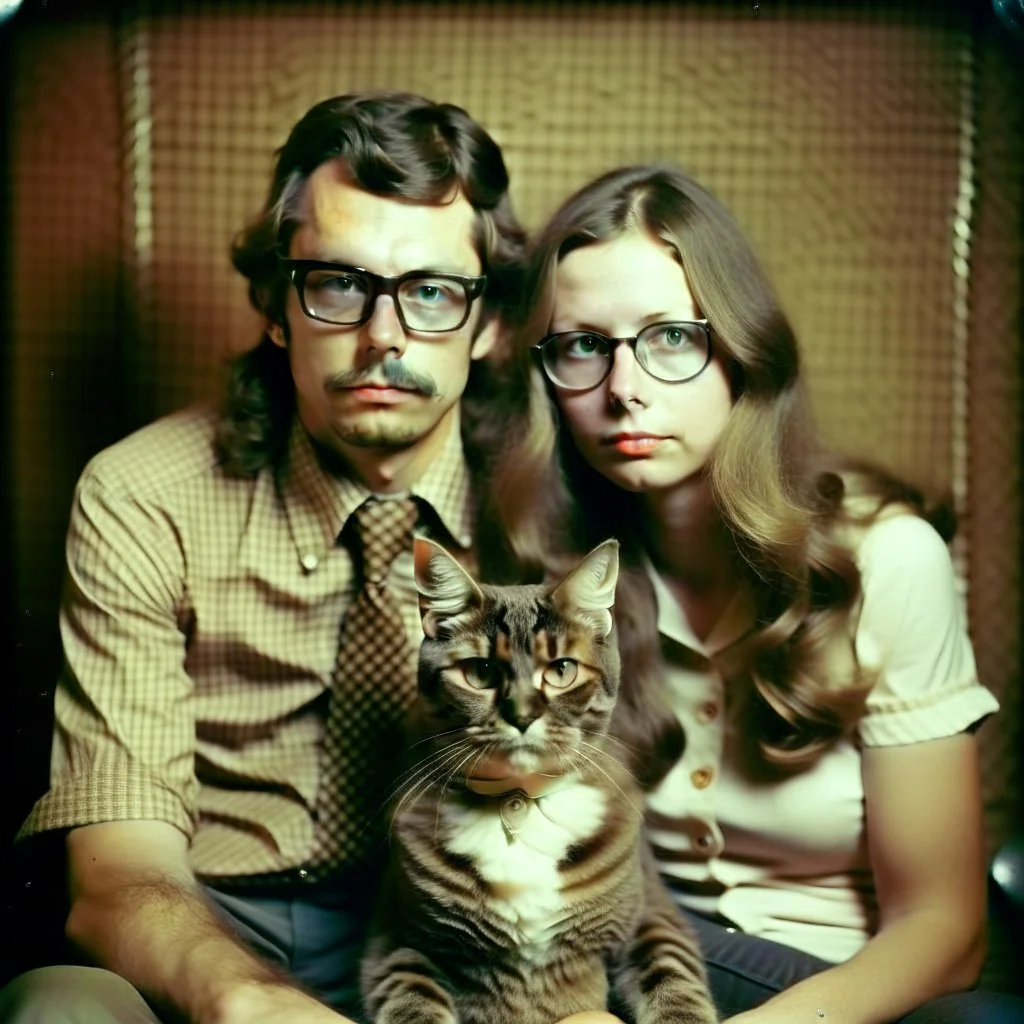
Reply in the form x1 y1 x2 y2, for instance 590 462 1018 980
605 434 665 456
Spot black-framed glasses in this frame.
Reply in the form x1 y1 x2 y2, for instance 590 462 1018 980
533 320 713 391
278 258 487 333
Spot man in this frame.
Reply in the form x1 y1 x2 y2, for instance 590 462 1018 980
0 91 529 1024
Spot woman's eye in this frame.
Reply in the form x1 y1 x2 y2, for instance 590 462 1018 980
542 658 579 688
566 334 606 358
647 324 694 350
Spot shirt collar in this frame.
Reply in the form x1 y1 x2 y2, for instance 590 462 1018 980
278 414 474 567
644 553 755 658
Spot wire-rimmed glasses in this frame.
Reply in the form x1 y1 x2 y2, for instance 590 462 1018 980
533 320 713 390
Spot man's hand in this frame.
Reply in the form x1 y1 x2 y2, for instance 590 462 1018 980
213 980 357 1024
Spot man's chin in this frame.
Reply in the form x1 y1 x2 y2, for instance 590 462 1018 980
333 421 425 451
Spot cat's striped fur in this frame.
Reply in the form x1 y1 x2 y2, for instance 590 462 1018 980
360 539 717 1024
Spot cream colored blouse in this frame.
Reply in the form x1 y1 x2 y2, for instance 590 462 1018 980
645 512 999 964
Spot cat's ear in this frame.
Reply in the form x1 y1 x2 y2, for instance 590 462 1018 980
414 536 484 639
550 539 619 638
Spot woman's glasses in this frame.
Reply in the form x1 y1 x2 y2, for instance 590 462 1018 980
533 320 712 390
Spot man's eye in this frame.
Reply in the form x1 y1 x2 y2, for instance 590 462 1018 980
403 280 459 307
542 658 579 688
309 273 364 296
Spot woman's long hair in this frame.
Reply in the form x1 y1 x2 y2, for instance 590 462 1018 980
494 165 951 784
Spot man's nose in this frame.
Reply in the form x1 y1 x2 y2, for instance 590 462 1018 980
362 295 408 357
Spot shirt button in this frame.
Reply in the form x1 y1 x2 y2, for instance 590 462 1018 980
696 833 713 849
297 867 311 881
690 767 714 789
696 701 719 724
300 553 319 572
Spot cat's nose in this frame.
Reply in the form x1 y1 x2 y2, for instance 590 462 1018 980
499 699 542 734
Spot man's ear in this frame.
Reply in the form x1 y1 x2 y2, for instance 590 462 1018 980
267 320 287 348
470 314 500 361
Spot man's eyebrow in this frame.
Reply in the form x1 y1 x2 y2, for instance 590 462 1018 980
296 250 480 277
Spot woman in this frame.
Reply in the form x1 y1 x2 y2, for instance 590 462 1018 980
497 165 1019 1024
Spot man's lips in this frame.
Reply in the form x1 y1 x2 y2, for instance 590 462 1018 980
604 433 666 456
342 384 417 404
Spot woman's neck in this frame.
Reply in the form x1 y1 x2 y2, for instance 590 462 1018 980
641 480 743 639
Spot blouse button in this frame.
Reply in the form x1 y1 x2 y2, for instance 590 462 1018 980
696 833 713 849
690 767 714 789
300 553 319 572
696 701 719 724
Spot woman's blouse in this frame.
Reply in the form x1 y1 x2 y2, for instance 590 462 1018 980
646 512 999 963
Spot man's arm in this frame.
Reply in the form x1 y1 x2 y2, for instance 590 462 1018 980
66 820 355 1024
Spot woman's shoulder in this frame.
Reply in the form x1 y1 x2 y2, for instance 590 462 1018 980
834 506 998 744
833 495 951 579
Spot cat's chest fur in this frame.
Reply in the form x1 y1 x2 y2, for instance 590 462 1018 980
442 780 608 954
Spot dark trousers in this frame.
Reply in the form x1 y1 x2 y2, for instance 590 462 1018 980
680 907 1024 1024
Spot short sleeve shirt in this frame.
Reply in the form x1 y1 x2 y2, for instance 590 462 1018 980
645 512 998 963
18 406 475 879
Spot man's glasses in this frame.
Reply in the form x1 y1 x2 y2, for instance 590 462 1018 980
279 259 487 333
533 320 713 391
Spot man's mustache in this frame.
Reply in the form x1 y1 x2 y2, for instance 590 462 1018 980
327 362 438 398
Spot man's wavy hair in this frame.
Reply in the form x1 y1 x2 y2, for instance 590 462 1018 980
493 164 953 785
218 91 528 530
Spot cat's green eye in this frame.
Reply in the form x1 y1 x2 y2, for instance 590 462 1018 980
458 657 499 689
543 658 579 688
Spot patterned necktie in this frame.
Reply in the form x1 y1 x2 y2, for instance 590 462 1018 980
313 495 420 871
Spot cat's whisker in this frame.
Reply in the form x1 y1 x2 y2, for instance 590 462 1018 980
383 738 473 803
433 747 481 841
571 748 645 819
387 741 477 831
406 725 468 750
579 728 645 757
578 739 635 779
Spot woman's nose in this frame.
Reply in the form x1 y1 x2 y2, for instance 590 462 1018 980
605 342 647 408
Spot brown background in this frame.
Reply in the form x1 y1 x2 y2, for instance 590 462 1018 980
2 0 1022 986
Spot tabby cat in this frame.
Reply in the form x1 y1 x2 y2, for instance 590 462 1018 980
360 537 717 1024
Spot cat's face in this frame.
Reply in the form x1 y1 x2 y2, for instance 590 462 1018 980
413 540 620 780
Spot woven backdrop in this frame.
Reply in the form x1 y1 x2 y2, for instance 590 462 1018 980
3 0 1022 970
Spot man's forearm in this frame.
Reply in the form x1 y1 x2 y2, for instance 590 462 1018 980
66 873 293 1023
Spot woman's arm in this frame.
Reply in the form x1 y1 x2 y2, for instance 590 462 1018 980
726 732 987 1024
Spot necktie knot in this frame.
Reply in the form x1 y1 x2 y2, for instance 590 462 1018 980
353 497 418 583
